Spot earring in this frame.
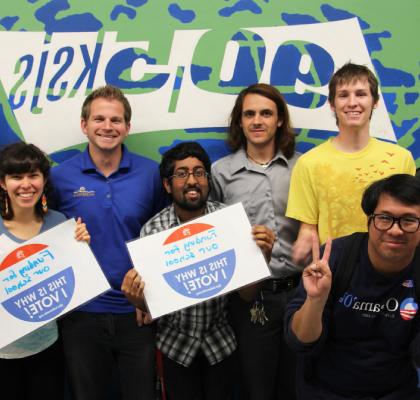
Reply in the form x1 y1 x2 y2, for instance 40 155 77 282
4 194 9 215
42 193 48 213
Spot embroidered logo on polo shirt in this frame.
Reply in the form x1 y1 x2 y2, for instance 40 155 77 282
73 187 95 197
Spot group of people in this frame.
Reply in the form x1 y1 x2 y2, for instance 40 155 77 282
0 62 419 400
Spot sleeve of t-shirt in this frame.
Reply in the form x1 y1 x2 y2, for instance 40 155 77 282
403 150 416 176
42 210 68 231
285 157 319 225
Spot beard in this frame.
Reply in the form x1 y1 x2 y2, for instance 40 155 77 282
173 186 209 212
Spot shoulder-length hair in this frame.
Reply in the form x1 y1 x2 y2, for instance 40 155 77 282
227 83 296 159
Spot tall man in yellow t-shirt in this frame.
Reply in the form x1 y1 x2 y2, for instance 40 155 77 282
286 63 415 265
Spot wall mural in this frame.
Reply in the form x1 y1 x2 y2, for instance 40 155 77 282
0 0 419 166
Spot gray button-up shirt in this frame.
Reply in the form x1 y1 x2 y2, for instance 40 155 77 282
211 148 301 278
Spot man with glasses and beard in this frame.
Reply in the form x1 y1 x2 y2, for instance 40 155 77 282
122 141 275 400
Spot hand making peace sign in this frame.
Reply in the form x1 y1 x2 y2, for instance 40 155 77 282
301 234 333 300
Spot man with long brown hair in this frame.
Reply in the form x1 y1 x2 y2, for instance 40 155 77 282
211 83 301 400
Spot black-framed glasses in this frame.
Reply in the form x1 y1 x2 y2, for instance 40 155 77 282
170 168 209 181
369 213 420 233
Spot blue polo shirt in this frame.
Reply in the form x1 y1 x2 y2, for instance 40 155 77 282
51 145 165 313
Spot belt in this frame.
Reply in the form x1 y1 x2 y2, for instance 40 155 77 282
261 275 301 293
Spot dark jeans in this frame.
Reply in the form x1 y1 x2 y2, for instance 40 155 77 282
229 287 298 400
162 351 235 400
0 339 64 399
60 311 156 400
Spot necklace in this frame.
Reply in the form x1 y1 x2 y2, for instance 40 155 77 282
246 153 272 168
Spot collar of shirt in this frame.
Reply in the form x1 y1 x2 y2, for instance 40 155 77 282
80 144 131 174
229 147 289 175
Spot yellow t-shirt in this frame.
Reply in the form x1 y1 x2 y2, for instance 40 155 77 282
286 138 416 244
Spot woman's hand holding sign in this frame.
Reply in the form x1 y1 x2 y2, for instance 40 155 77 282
74 217 91 244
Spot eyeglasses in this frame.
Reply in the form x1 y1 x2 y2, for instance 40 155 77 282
170 168 209 181
369 213 420 233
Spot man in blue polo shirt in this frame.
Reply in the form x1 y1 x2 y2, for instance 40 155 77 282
51 85 165 400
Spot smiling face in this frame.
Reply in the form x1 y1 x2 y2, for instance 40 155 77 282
330 79 378 132
163 157 209 222
81 97 130 156
1 170 46 214
240 93 282 152
368 194 420 274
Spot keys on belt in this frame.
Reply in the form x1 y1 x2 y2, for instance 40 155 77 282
250 292 268 326
250 275 301 325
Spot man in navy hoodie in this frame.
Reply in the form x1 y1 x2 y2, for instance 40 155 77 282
286 174 420 400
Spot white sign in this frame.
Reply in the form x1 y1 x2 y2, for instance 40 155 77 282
0 219 110 348
127 203 272 319
0 18 394 154
0 234 18 258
